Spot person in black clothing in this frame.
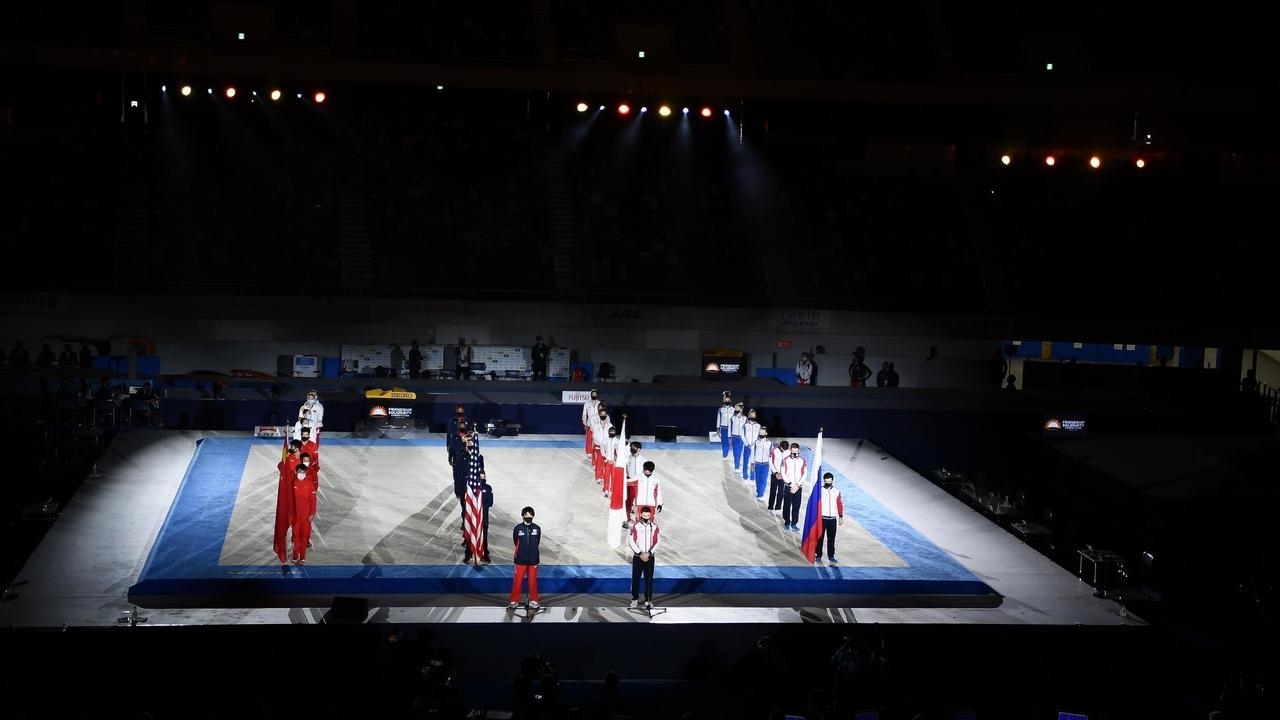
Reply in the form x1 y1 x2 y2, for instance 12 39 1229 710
57 343 77 367
886 362 900 387
531 335 550 381
408 340 423 379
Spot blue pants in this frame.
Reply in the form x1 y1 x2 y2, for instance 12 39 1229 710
740 445 753 480
753 462 770 498
719 427 731 459
731 436 744 470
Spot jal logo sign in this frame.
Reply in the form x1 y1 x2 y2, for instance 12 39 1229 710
778 309 828 330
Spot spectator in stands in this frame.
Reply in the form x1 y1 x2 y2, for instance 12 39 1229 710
10 340 31 368
531 335 549 381
1241 368 1258 395
796 352 814 385
34 343 56 369
588 670 629 720
78 342 93 369
1005 374 1018 390
876 361 891 387
848 348 872 388
57 343 77 367
454 337 473 380
389 343 405 378
887 362 900 387
408 339 423 379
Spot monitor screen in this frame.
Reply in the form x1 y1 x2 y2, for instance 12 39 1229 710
1058 712 1088 720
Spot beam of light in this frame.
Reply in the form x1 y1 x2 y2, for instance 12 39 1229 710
180 85 192 96
617 103 631 115
658 105 671 117
313 91 326 104
1089 156 1101 169
1000 154 1011 166
1044 155 1055 166
576 102 589 113
270 89 282 101
700 106 712 118
225 87 236 99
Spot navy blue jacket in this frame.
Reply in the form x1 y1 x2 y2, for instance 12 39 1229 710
513 521 541 566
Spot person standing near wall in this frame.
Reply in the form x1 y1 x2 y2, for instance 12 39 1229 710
454 337 473 380
531 335 550 381
408 340 423 379
389 343 406 378
796 352 814 385
848 348 872 388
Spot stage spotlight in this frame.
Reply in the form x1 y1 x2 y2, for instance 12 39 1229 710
225 87 236 99
682 107 689 115
640 106 648 113
1089 156 1101 169
723 109 730 117
617 103 631 115
1000 154 1011 166
206 88 213 95
314 91 326 104
1135 158 1146 169
1044 155 1056 166
700 106 713 118
161 84 167 93
180 85 192 96
576 102 589 113
598 105 605 111
658 105 671 117
270 89 282 101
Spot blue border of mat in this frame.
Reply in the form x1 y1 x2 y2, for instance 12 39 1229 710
129 437 997 604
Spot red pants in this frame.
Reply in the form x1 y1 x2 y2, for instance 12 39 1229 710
291 481 312 561
584 426 593 456
510 564 540 602
625 480 638 519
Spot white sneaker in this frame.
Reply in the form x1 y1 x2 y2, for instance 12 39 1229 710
629 599 639 609
644 601 653 610
528 600 540 610
506 602 517 611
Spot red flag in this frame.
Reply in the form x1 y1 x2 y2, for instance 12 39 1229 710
799 430 825 563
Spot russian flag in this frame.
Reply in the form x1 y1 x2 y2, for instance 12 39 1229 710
798 430 825 563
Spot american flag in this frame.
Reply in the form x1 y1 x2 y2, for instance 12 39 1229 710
463 449 485 562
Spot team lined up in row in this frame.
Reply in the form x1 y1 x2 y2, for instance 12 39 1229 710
272 390 326 565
